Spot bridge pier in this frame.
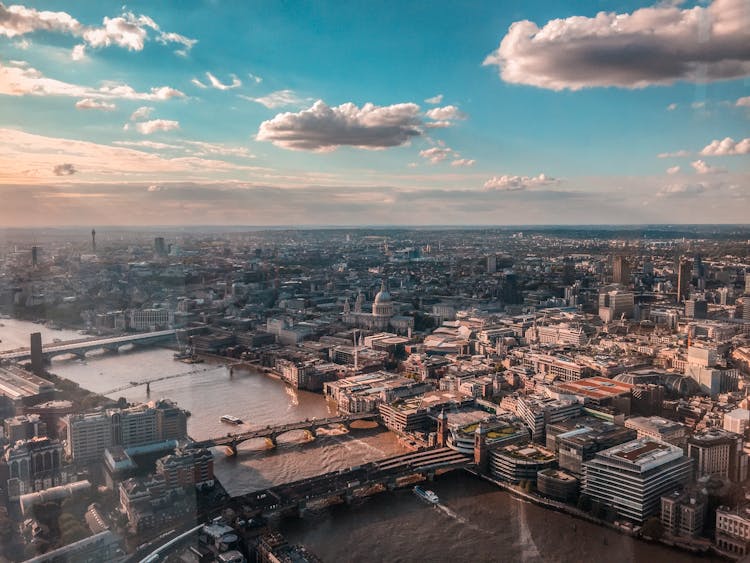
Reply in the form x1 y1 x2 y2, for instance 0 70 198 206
266 435 277 449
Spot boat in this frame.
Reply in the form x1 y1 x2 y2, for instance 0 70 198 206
413 486 439 504
221 415 243 425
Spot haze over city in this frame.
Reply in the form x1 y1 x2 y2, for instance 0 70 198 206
1 0 749 226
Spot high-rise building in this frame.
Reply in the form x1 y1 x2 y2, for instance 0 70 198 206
685 299 708 319
486 255 497 274
613 255 630 286
677 258 692 302
154 237 167 257
91 228 96 253
745 272 750 295
583 438 693 523
31 246 39 267
598 289 634 323
30 332 44 376
65 412 112 464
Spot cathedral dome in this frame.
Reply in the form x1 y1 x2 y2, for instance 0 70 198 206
374 280 391 304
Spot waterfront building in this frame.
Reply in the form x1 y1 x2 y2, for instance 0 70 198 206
624 416 686 447
716 505 750 556
687 428 746 482
152 399 188 441
661 490 706 538
0 365 55 418
65 411 112 464
323 371 431 414
489 443 557 484
156 447 214 490
445 415 529 455
546 417 636 477
537 468 579 502
378 391 472 434
582 438 693 523
111 404 158 448
129 307 173 330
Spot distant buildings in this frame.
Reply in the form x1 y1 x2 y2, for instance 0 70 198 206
598 289 634 323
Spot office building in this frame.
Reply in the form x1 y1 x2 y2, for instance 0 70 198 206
516 396 581 443
624 416 686 446
661 490 705 538
583 438 693 523
677 258 692 302
685 299 708 319
724 409 750 435
65 412 112 464
598 289 634 323
613 255 630 285
687 428 746 482
716 505 750 556
489 443 557 484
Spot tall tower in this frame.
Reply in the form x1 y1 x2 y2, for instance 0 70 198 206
91 229 96 253
613 255 630 286
677 258 692 303
30 332 44 376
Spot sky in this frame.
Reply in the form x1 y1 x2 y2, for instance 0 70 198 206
0 0 748 227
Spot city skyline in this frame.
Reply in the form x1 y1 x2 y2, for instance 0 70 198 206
1 0 749 226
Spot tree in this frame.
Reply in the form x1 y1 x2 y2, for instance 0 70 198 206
642 516 663 540
576 494 592 512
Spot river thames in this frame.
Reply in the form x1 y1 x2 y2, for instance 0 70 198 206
1 321 719 562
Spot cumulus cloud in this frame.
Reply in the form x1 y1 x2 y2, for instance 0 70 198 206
0 61 184 100
256 100 423 151
52 163 76 176
0 4 196 55
192 72 241 90
424 94 443 104
657 149 691 158
75 98 115 111
248 73 263 84
666 165 680 175
657 182 720 197
700 137 750 156
484 0 750 90
419 147 454 164
484 173 558 191
130 106 154 121
240 89 311 109
71 44 86 60
737 96 750 107
667 103 678 111
691 159 725 174
425 105 465 121
451 158 476 167
135 119 179 135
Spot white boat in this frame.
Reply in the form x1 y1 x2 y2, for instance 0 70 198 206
221 415 243 425
413 486 439 504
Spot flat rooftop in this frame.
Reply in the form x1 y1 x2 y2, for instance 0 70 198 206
557 376 633 400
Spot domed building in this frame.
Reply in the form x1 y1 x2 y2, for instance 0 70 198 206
342 280 413 334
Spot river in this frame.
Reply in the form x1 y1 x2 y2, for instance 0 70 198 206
1 320 719 562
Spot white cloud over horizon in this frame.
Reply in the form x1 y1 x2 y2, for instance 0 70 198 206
484 173 559 191
484 0 750 90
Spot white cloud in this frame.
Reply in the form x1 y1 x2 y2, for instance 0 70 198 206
191 78 207 89
691 159 726 174
240 89 311 109
419 147 454 164
425 94 443 104
667 103 677 111
256 100 423 151
666 165 680 175
75 98 115 111
484 0 750 90
484 173 558 191
0 4 196 55
451 158 476 168
135 119 179 135
425 105 465 121
113 140 181 150
657 149 691 158
248 73 263 84
130 106 154 121
71 44 86 60
701 137 750 156
0 61 185 100
737 96 750 107
205 72 241 90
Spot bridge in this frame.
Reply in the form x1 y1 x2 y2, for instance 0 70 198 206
231 447 472 517
190 412 379 453
0 329 177 362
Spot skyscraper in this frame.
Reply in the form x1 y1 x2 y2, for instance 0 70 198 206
677 258 692 302
31 246 39 268
613 255 630 285
154 237 167 257
91 228 96 253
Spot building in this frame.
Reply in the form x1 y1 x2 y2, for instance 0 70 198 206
661 490 705 538
677 258 693 302
155 448 214 490
598 289 634 323
546 417 637 477
323 371 432 414
111 404 158 448
0 365 55 418
24 530 124 563
613 255 630 286
129 308 173 330
152 399 188 441
685 299 708 319
583 438 693 523
724 409 750 435
520 352 587 383
716 505 750 557
687 428 746 482
65 412 112 464
537 468 579 502
3 414 47 443
516 396 581 443
489 443 557 484
4 437 68 500
342 281 413 334
378 391 472 434
555 376 633 415
624 416 686 446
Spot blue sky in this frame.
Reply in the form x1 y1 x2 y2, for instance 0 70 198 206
0 0 748 226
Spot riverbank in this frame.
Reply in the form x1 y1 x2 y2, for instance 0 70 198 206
469 469 725 561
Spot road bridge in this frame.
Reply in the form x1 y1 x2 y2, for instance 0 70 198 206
232 447 472 517
190 412 379 454
0 329 177 362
